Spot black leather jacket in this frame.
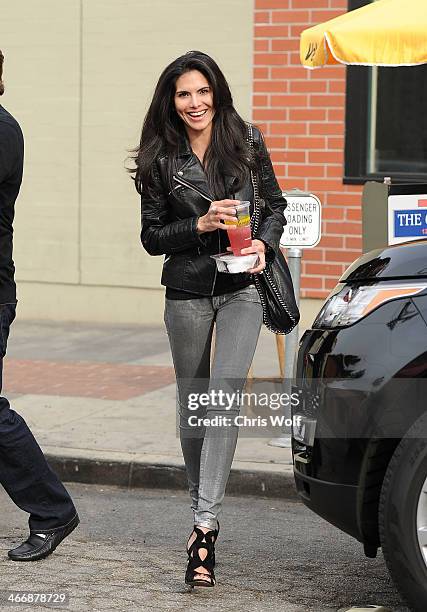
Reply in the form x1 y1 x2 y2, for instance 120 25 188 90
140 125 287 295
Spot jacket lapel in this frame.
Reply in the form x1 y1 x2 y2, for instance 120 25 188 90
223 174 238 198
175 134 238 199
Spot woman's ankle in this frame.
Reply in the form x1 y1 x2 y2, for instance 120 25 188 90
194 520 219 533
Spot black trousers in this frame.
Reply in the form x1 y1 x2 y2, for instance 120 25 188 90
0 303 76 532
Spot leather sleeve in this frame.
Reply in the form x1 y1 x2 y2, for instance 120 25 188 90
140 165 205 256
253 127 287 260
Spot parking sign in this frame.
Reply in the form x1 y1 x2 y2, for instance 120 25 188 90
280 191 322 249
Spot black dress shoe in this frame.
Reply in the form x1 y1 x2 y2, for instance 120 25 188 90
8 514 79 562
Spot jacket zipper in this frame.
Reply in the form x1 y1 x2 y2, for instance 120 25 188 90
172 175 213 203
172 174 218 295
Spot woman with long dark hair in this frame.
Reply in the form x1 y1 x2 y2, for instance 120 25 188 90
132 51 287 588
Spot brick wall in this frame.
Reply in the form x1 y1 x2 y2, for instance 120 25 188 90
253 0 363 298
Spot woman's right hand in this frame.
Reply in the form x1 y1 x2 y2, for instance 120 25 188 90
197 200 238 233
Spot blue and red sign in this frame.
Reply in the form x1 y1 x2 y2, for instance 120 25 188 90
394 199 427 237
388 194 427 244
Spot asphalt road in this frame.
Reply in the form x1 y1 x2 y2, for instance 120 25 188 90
0 483 409 612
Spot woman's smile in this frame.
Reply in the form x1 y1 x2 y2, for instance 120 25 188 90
187 109 208 120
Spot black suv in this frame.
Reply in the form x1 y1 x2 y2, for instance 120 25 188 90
292 239 427 611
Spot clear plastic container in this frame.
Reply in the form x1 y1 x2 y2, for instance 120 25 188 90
210 252 258 274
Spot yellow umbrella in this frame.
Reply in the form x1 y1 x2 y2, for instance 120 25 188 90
300 0 427 68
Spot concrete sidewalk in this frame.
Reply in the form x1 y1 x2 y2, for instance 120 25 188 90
2 315 314 499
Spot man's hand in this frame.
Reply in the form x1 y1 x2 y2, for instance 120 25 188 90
197 200 238 233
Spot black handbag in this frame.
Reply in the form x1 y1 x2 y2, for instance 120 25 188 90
248 124 300 335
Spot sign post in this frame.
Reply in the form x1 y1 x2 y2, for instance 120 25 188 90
268 189 321 448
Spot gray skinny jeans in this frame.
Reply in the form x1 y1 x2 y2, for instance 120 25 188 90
164 285 263 530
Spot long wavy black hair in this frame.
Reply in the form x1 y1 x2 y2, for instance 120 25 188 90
131 51 258 198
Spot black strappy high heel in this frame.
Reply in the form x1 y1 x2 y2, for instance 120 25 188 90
185 526 216 588
187 521 219 564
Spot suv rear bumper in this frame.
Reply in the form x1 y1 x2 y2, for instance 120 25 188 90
294 467 361 541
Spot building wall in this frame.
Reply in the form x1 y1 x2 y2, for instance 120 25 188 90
253 0 363 298
1 0 253 323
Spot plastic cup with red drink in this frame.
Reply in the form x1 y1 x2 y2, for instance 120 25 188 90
225 201 252 256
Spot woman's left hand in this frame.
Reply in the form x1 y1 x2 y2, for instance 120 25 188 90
228 239 266 274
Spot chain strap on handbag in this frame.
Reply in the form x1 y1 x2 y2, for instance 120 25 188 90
247 123 300 335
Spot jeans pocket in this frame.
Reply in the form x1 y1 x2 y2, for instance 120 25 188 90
231 285 261 304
